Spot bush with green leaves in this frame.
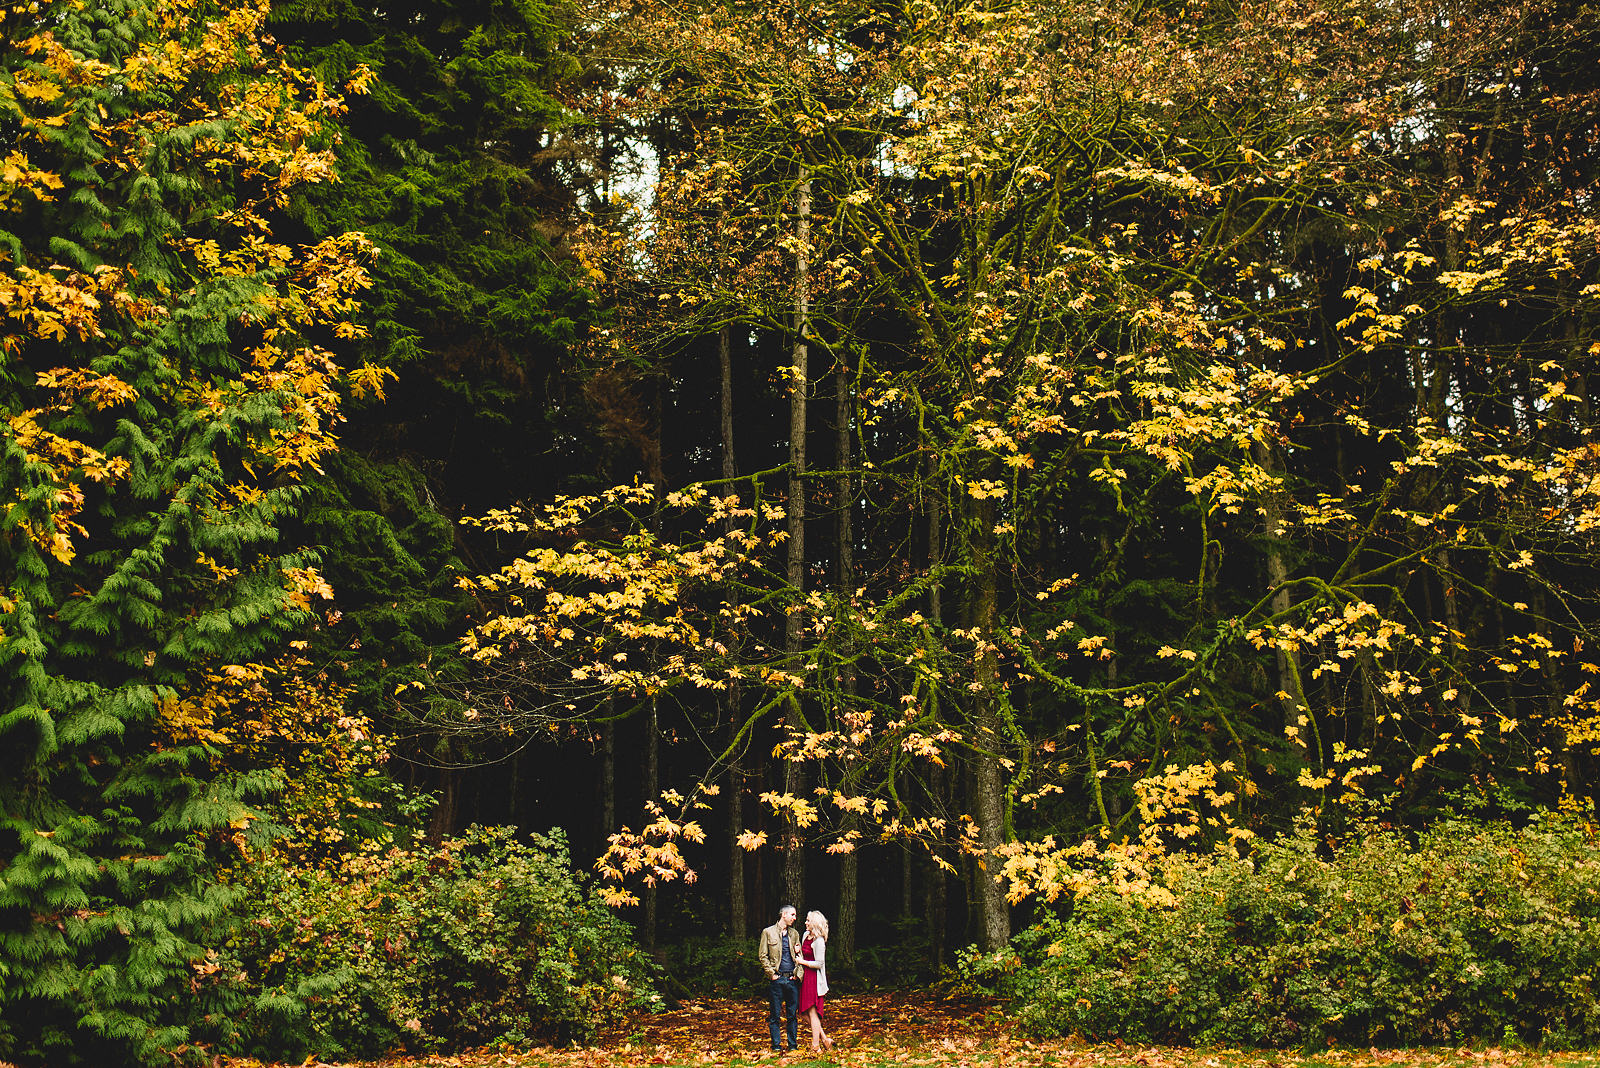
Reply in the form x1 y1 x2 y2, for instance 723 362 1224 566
215 826 662 1060
958 812 1600 1047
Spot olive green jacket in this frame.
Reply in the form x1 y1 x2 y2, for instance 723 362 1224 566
758 923 802 981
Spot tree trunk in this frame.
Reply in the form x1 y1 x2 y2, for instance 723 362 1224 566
601 712 616 858
782 175 811 908
784 177 811 641
925 761 948 965
642 383 668 949
901 840 914 919
1530 585 1584 799
720 321 748 939
1252 440 1308 722
427 770 457 843
968 502 1010 953
644 696 660 949
835 362 853 588
834 361 857 966
927 453 942 622
726 725 748 937
923 461 948 959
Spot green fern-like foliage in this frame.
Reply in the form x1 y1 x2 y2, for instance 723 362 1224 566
0 0 373 1062
267 0 598 761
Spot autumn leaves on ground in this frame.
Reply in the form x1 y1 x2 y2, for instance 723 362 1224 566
217 995 1600 1068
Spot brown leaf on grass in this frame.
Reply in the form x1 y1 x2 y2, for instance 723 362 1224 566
217 996 1600 1068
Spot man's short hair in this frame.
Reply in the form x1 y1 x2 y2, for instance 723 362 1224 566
779 904 796 918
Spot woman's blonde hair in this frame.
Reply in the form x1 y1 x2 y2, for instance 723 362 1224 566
806 910 829 940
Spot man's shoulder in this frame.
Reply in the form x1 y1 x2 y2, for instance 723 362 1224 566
759 923 779 938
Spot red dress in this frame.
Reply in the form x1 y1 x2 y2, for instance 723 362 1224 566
799 936 824 1017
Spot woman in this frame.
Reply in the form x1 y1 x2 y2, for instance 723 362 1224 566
796 910 834 1052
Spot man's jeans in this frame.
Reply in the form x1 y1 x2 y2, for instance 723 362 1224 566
768 977 799 1049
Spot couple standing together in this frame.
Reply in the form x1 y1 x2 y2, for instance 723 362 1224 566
758 905 834 1054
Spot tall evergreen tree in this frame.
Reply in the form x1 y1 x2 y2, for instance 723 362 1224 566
0 0 376 1060
267 0 597 813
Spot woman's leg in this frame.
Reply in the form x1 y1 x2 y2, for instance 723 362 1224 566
808 1007 823 1050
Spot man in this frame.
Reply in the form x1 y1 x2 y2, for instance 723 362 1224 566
758 904 801 1052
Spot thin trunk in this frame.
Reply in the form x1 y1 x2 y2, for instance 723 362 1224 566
834 361 857 966
642 384 668 950
1437 547 1469 714
968 498 1009 953
838 841 859 967
785 177 811 631
1253 441 1307 720
726 739 747 937
782 176 811 908
1100 532 1118 689
720 322 748 940
927 454 942 622
600 713 616 857
835 362 853 589
1531 586 1584 798
1428 82 1467 724
643 697 659 949
970 609 1010 948
427 771 457 843
721 322 738 484
506 753 519 826
924 463 948 958
925 761 948 966
1568 301 1592 427
901 841 914 919
752 752 767 917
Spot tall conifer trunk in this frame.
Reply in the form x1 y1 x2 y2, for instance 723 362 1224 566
642 384 668 949
643 696 660 948
721 322 748 938
925 761 949 964
924 457 948 958
601 710 616 857
782 176 811 907
834 361 858 965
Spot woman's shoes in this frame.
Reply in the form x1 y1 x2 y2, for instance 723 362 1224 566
823 1036 835 1050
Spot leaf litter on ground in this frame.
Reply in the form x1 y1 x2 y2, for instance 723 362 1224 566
217 993 1600 1068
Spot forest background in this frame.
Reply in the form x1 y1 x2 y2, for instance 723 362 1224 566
2 0 1600 1061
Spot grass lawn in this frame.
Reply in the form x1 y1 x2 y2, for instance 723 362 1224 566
219 993 1600 1068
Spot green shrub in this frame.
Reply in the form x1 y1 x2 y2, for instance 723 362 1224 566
209 825 661 1060
959 812 1600 1047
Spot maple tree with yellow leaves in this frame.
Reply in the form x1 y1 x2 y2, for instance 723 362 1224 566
466 0 1600 954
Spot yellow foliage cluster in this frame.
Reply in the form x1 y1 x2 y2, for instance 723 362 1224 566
516 0 1598 910
1 0 383 568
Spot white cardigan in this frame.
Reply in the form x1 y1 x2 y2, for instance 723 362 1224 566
805 937 829 997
